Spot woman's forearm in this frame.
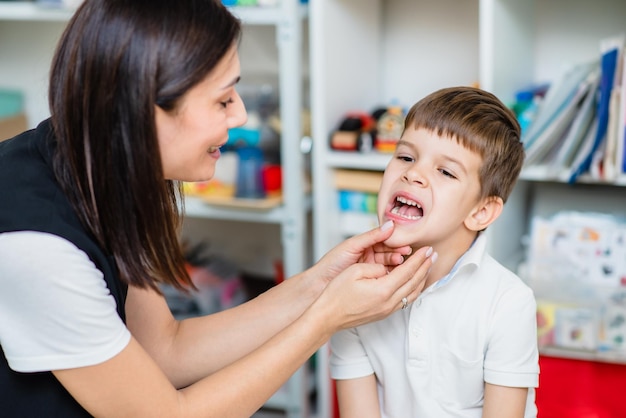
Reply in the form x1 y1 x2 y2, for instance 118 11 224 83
127 268 325 387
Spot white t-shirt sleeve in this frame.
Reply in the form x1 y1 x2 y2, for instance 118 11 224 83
330 327 375 380
484 283 539 388
0 231 131 372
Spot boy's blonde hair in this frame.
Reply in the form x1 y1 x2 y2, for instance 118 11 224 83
403 86 524 203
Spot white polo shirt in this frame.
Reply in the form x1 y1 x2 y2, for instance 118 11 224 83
330 233 539 418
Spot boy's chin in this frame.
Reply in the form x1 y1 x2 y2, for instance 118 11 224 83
383 230 419 249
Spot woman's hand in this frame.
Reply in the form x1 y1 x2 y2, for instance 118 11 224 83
312 221 413 285
309 244 435 332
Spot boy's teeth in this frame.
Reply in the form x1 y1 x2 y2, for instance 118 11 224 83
396 196 421 208
391 206 421 220
392 196 423 220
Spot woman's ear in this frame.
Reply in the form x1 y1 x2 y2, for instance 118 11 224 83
464 196 503 232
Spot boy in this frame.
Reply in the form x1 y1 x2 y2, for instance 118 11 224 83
330 86 539 418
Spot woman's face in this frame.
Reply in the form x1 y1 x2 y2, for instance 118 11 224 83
155 44 247 181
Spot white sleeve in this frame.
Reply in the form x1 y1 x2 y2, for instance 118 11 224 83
0 231 131 372
484 283 539 388
329 327 374 380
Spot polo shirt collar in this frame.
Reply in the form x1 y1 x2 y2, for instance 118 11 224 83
429 232 486 292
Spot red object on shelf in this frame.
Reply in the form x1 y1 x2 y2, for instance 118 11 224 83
537 355 626 418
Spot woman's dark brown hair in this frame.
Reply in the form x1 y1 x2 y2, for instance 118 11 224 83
48 0 241 291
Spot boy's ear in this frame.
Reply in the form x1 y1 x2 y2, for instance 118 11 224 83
464 196 503 231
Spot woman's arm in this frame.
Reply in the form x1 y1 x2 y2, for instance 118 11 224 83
127 221 419 387
55 244 433 417
482 383 528 418
125 274 320 387
336 375 382 418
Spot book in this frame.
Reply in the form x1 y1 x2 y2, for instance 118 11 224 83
618 54 626 174
568 36 623 183
561 118 599 182
601 81 623 180
549 70 600 178
524 69 598 167
521 60 597 154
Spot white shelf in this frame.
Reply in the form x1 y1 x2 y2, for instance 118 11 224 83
184 195 311 224
325 151 391 171
230 4 308 25
0 2 75 21
184 196 286 224
520 166 626 187
540 347 626 366
0 2 307 24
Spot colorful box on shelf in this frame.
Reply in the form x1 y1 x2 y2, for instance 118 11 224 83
0 113 28 142
334 169 383 193
0 88 23 118
529 211 626 356
0 89 27 142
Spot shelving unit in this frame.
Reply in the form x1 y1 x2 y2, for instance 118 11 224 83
1 2 312 417
310 0 626 416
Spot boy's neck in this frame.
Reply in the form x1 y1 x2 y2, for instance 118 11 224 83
420 231 478 289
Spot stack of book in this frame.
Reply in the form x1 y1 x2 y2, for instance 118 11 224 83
334 169 383 236
520 34 626 184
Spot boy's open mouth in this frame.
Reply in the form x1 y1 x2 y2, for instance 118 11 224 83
390 196 423 220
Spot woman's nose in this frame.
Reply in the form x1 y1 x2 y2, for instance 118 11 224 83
229 93 248 128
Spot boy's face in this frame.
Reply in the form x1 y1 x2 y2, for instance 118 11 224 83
377 127 484 251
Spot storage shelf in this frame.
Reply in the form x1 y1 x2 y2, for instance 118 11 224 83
311 2 626 416
0 2 308 24
325 151 392 171
1 2 312 417
520 166 626 187
540 346 626 366
230 4 308 25
183 195 311 224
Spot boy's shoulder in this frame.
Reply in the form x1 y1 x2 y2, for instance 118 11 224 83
476 252 534 296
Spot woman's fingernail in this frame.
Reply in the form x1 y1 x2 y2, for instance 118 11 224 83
425 246 433 257
431 252 439 263
381 220 393 231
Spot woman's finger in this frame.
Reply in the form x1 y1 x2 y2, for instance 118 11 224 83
386 246 437 310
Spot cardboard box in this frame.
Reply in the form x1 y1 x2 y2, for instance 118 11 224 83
0 113 28 142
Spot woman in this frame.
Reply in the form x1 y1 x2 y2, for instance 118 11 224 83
0 0 435 416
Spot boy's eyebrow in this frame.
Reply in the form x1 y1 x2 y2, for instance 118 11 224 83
441 154 469 175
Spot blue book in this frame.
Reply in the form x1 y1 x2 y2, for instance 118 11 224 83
568 40 621 183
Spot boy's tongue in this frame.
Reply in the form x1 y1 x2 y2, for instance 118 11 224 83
394 202 423 219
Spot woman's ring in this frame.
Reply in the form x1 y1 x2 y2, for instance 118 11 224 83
401 297 408 310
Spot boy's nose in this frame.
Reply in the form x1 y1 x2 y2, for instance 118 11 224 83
403 166 428 187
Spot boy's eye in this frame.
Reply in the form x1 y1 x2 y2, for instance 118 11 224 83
396 155 414 163
439 168 456 179
220 97 234 108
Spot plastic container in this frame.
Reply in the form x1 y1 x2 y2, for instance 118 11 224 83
235 146 266 199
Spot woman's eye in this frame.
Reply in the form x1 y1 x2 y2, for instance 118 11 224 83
220 97 234 108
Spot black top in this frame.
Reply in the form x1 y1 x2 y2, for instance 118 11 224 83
0 120 128 417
